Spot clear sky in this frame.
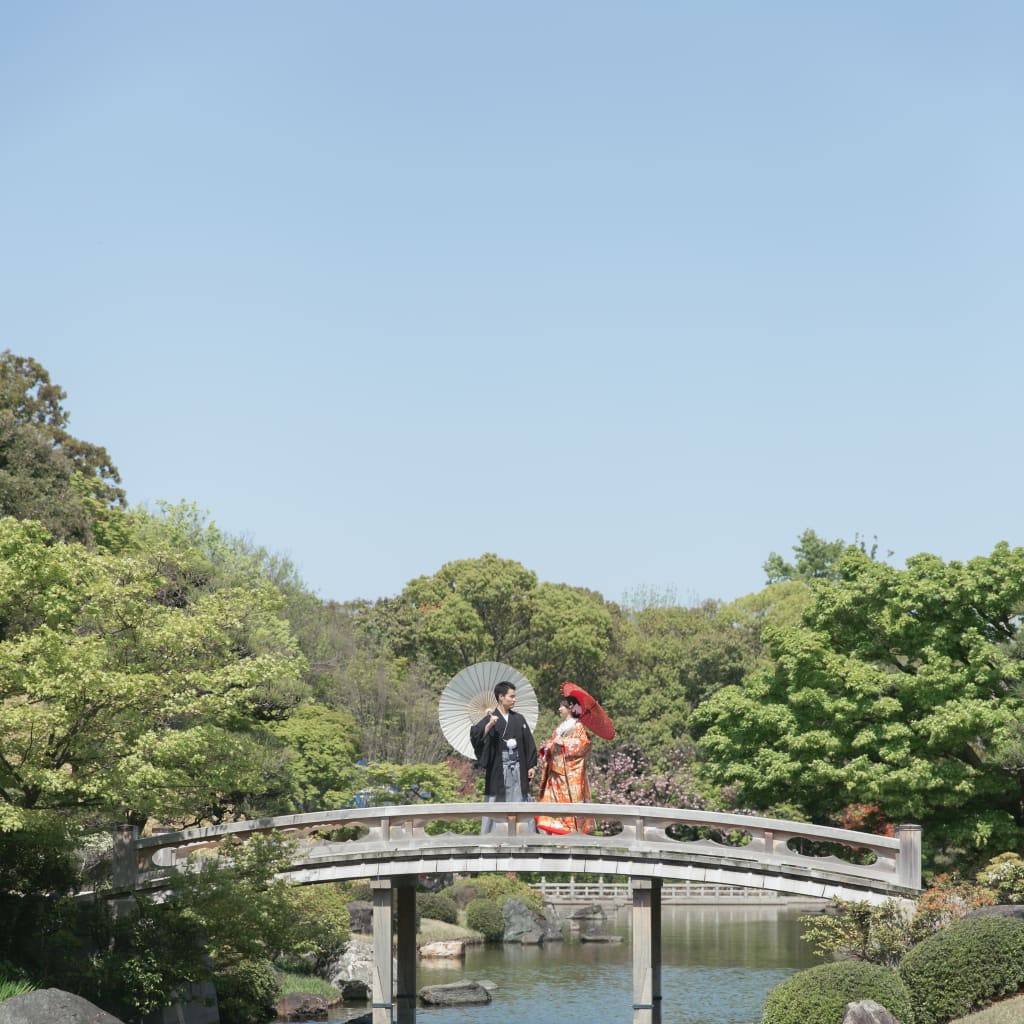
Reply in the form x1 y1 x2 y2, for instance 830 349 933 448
2 4 1022 606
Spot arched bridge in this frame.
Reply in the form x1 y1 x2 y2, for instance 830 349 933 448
111 803 921 1024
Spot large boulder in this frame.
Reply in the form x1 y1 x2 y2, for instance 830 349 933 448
0 989 125 1024
346 900 373 934
418 981 491 1006
326 939 373 1001
502 898 561 944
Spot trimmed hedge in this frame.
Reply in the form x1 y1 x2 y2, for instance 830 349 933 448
898 914 1024 1024
465 898 505 942
417 892 458 925
761 960 914 1024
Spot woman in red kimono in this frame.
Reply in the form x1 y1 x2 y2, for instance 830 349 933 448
535 697 595 835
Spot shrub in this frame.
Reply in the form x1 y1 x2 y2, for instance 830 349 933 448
898 914 1024 1024
911 874 997 941
417 892 458 925
213 958 278 1024
446 874 543 914
465 898 505 942
761 960 914 1024
977 853 1024 904
800 899 914 968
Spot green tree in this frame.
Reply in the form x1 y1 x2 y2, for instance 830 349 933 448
606 601 755 750
0 352 127 547
270 704 360 812
763 528 849 584
694 543 1024 868
0 513 307 838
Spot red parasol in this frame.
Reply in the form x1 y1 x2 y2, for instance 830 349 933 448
561 680 615 740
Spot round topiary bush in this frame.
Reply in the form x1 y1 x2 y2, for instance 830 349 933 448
761 960 914 1024
417 891 458 925
465 898 505 942
898 913 1024 1024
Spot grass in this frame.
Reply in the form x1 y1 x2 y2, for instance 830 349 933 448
0 979 36 1002
953 994 1024 1024
274 969 342 1002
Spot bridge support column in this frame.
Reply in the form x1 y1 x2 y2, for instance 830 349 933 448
631 877 662 1024
371 877 417 1024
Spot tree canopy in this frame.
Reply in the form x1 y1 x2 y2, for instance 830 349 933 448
695 543 1024 867
0 352 127 547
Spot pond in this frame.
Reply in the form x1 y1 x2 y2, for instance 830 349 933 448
309 901 825 1024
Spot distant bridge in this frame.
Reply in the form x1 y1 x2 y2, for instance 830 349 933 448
111 803 921 1024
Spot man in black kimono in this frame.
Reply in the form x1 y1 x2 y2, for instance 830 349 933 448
469 680 538 833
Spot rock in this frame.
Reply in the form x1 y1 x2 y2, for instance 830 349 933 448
0 989 125 1024
477 980 498 992
568 903 606 922
842 999 900 1024
327 939 375 1001
418 981 492 1006
418 940 465 959
346 899 373 934
502 897 561 944
275 993 329 1021
580 933 623 943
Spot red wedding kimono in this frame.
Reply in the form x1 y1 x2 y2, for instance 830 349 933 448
535 720 594 834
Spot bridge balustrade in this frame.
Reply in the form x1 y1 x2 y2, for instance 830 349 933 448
111 804 921 1024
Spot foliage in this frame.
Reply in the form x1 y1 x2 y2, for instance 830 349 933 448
898 915 1024 1024
417 891 458 924
443 874 543 915
761 960 915 1024
274 968 341 1000
0 978 35 1001
589 742 712 811
212 958 278 1024
464 898 505 941
608 601 756 745
977 853 1024 905
763 528 881 585
0 960 36 1002
0 351 127 548
800 899 914 968
912 875 998 940
270 704 360 812
695 544 1024 869
398 555 614 708
0 512 307 839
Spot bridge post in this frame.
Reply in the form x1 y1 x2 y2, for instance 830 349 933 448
371 877 418 1024
112 823 138 890
395 877 417 1024
896 824 922 889
631 877 662 1024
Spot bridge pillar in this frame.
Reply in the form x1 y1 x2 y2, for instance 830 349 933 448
896 824 922 889
631 877 662 1024
371 877 417 1024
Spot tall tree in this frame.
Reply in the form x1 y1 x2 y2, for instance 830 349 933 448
0 512 307 838
0 352 127 547
694 543 1024 868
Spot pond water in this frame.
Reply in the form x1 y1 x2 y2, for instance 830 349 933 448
307 902 824 1024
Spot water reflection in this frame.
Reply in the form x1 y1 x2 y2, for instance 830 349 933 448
309 902 824 1024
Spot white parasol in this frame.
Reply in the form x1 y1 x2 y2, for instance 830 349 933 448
438 661 539 760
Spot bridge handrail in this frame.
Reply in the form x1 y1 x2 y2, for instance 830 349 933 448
117 802 921 893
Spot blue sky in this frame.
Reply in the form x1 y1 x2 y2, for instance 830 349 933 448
2 4 1022 606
